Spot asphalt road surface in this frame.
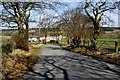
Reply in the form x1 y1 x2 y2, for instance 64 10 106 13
21 45 120 80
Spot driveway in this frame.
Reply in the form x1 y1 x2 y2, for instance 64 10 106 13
21 45 120 80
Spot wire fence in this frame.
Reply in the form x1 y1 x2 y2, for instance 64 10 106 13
97 40 120 53
97 40 115 49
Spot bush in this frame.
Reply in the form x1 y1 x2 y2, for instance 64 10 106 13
2 39 15 54
11 34 19 45
11 34 29 51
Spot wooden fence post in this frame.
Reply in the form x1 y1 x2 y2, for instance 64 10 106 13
115 41 118 53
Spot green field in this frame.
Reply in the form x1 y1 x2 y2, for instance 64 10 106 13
1 35 120 51
60 37 120 50
96 39 120 49
98 33 119 39
97 32 120 49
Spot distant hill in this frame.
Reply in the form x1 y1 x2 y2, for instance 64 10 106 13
101 27 120 31
2 27 120 36
2 28 38 31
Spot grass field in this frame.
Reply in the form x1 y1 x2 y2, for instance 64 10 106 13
1 35 120 51
96 39 120 49
98 33 119 39
60 37 120 50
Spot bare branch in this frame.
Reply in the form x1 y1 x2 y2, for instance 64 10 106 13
2 2 15 17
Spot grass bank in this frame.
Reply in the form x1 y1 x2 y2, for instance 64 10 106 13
61 45 120 65
2 42 44 79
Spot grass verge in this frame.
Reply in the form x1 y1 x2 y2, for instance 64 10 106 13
61 45 120 65
2 43 44 79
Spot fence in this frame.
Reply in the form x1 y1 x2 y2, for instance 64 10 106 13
97 40 120 53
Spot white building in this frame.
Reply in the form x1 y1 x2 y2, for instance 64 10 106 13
40 35 63 42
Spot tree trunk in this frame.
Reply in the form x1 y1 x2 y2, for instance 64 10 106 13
25 20 29 51
44 32 47 44
91 36 97 50
90 22 100 50
17 22 29 51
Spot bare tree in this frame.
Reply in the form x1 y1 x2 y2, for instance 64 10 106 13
84 0 115 49
39 15 54 43
59 7 81 44
2 2 64 50
2 2 34 51
59 7 93 47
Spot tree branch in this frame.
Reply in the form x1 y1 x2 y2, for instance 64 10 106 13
2 2 15 17
11 2 18 17
16 3 22 18
84 5 95 22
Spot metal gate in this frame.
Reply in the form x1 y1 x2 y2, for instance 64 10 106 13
97 40 116 53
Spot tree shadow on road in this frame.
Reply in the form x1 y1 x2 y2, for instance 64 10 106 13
21 56 70 80
46 46 61 50
20 44 120 80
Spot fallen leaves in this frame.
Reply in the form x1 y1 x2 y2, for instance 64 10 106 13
2 47 40 79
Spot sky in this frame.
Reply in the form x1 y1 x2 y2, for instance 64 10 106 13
29 2 119 28
28 2 80 28
0 1 119 30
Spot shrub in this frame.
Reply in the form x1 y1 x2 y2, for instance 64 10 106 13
11 34 29 51
11 34 19 45
2 39 15 54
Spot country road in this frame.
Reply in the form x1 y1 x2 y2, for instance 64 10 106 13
21 45 120 80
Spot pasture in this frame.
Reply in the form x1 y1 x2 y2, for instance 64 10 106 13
60 36 120 51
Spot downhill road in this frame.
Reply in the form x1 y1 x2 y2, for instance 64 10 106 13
21 45 120 80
